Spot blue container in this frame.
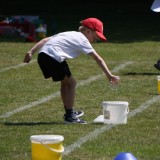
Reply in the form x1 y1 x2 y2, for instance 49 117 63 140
113 152 137 160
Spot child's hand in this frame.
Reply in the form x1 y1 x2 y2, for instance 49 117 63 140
23 53 32 63
109 75 120 85
108 75 120 90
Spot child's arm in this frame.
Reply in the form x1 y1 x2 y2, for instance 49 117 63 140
23 36 52 63
89 51 120 84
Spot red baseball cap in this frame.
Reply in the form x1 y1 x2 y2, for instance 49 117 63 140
80 18 107 41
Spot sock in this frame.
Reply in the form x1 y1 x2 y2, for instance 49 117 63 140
66 108 74 115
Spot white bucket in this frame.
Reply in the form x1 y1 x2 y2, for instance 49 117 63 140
102 101 129 124
30 135 64 160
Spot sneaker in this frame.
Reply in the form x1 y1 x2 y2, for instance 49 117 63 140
154 64 160 70
73 110 84 118
64 114 87 124
154 59 160 70
63 110 84 118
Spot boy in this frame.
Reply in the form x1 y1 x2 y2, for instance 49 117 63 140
23 17 120 124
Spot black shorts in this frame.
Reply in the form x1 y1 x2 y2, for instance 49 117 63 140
38 52 71 81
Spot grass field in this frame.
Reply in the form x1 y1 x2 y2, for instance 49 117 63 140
1 9 160 160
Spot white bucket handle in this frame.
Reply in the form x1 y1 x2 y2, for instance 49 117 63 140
126 106 129 115
40 141 64 153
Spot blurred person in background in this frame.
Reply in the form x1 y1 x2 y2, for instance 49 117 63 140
151 0 160 70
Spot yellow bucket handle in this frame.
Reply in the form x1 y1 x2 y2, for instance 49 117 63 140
40 141 64 153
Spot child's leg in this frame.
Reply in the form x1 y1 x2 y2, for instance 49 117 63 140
60 76 76 111
61 76 87 124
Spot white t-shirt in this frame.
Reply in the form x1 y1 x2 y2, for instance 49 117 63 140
39 31 95 62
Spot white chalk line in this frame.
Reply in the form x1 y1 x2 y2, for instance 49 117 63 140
63 95 160 155
0 59 36 73
0 61 134 119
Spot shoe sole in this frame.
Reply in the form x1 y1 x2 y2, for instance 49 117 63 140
64 120 87 124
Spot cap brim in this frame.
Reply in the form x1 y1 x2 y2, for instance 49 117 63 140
96 31 107 41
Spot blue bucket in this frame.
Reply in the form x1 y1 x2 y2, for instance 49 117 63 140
113 152 137 160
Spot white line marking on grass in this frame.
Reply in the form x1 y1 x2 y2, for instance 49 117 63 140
0 60 36 73
112 61 133 73
128 96 160 118
0 92 60 119
63 95 160 155
0 61 134 118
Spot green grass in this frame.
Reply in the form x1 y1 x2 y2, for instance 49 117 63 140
1 11 160 160
1 41 160 160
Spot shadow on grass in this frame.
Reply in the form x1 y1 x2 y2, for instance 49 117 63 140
123 72 160 76
3 121 63 126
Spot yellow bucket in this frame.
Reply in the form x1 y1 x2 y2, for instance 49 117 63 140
157 76 160 95
30 135 64 160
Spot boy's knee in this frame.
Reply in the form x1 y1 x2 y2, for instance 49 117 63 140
62 77 77 88
66 78 76 88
